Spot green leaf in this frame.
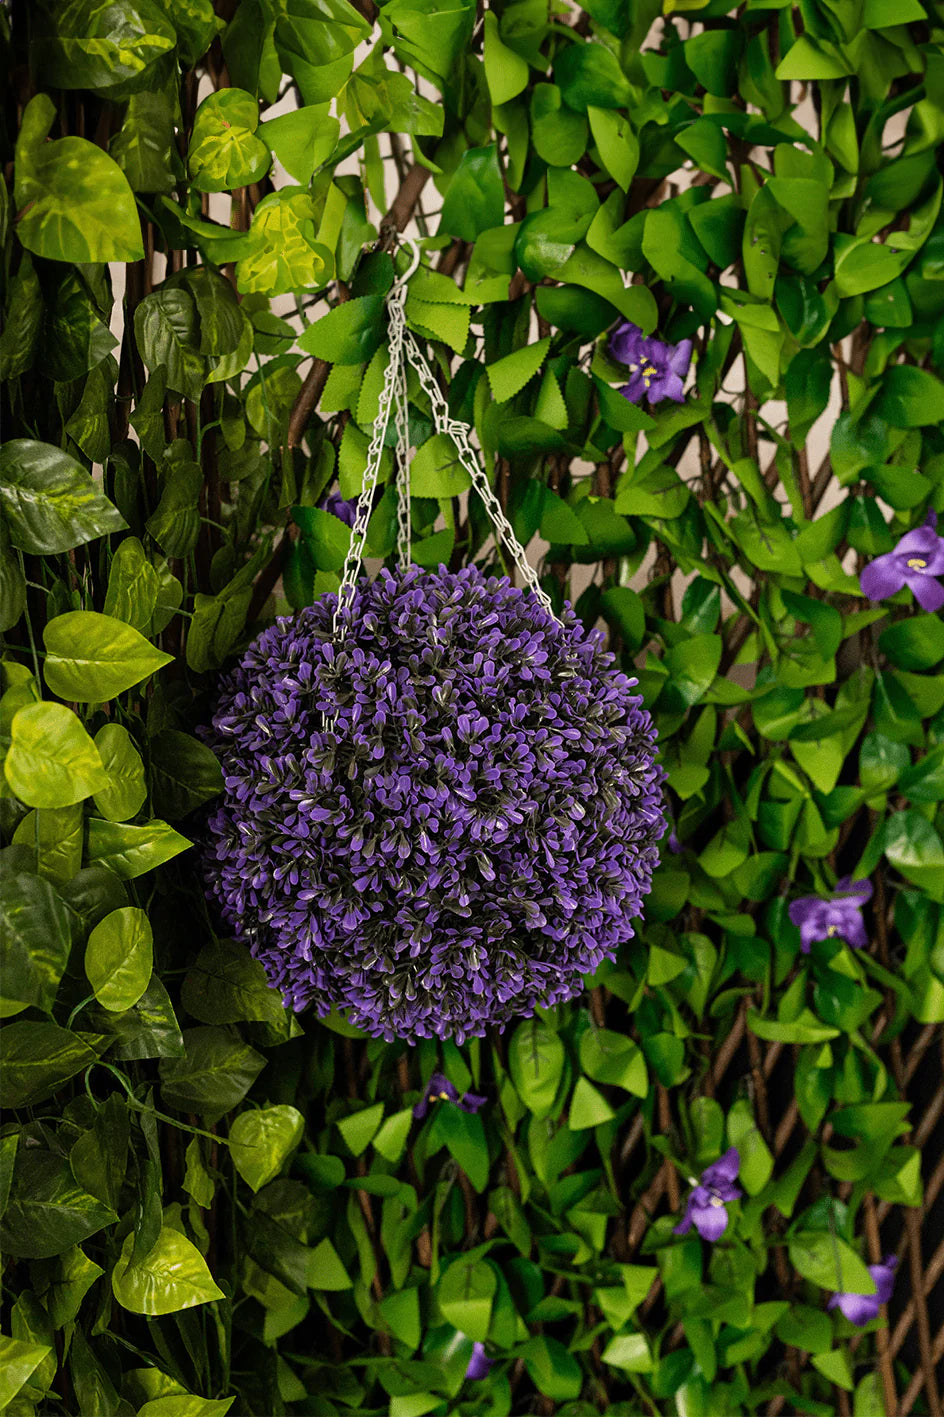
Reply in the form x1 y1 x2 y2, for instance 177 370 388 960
554 43 631 110
440 145 504 242
726 1099 774 1195
0 872 71 1013
85 906 153 1013
483 12 529 103
93 723 148 821
292 505 352 572
14 94 144 263
579 1028 648 1096
410 433 473 498
879 809 944 901
298 295 385 365
229 1106 305 1192
148 730 223 819
788 1232 875 1295
188 88 271 192
86 817 190 879
0 1022 103 1109
259 104 340 184
0 1334 54 1410
569 1076 616 1129
180 939 288 1027
337 1102 384 1157
308 1237 352 1290
110 91 178 193
873 364 944 428
0 440 126 554
236 189 332 297
435 1104 490 1192
879 614 944 671
509 1019 565 1118
137 1398 235 1417
34 0 176 87
1 1148 116 1257
437 1258 496 1341
134 289 205 402
5 703 108 808
43 611 172 703
600 1332 654 1372
159 1026 266 1115
519 1334 583 1400
487 338 551 404
588 106 639 191
112 1224 224 1314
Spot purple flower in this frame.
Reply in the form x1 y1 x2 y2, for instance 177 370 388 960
202 565 664 1043
674 1148 742 1242
413 1071 487 1119
609 320 693 405
666 830 682 855
788 876 872 954
828 1255 897 1326
320 490 357 528
859 510 944 611
465 1341 493 1380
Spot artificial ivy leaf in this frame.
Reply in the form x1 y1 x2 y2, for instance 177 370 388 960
410 433 473 498
159 1026 266 1115
112 1224 224 1314
5 703 108 808
11 804 84 885
0 872 71 1014
43 611 172 702
180 939 288 1027
0 440 126 555
788 1232 875 1295
0 1335 54 1411
134 289 206 402
188 88 272 192
440 145 504 242
32 0 176 88
437 1257 496 1340
554 42 631 110
872 365 944 428
14 94 144 263
482 12 529 104
237 189 333 296
229 1106 305 1192
259 104 340 183
85 906 153 1012
110 91 178 192
298 295 385 364
93 724 148 822
87 818 191 878
0 1024 105 1110
509 1019 565 1118
148 730 223 820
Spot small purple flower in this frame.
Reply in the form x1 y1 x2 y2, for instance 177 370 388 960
828 1255 897 1326
465 1341 493 1380
788 876 872 954
320 489 357 528
413 1071 487 1119
859 510 944 611
609 320 693 405
674 1147 741 1242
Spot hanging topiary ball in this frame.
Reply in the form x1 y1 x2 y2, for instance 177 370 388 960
202 564 664 1043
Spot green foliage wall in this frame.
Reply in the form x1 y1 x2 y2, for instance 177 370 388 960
2 0 944 1414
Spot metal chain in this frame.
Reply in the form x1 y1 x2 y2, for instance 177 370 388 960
333 238 554 640
401 334 555 613
395 349 412 571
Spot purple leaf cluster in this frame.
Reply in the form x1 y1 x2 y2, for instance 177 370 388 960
203 565 664 1043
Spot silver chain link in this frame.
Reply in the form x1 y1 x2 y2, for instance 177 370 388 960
332 238 553 642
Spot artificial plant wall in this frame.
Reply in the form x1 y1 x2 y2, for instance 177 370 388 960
2 0 944 1415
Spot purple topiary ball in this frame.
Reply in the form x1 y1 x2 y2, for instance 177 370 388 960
202 565 664 1043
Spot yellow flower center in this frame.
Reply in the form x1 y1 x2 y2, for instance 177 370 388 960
709 1195 725 1207
827 924 838 937
642 365 658 386
438 1091 450 1100
907 557 927 569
